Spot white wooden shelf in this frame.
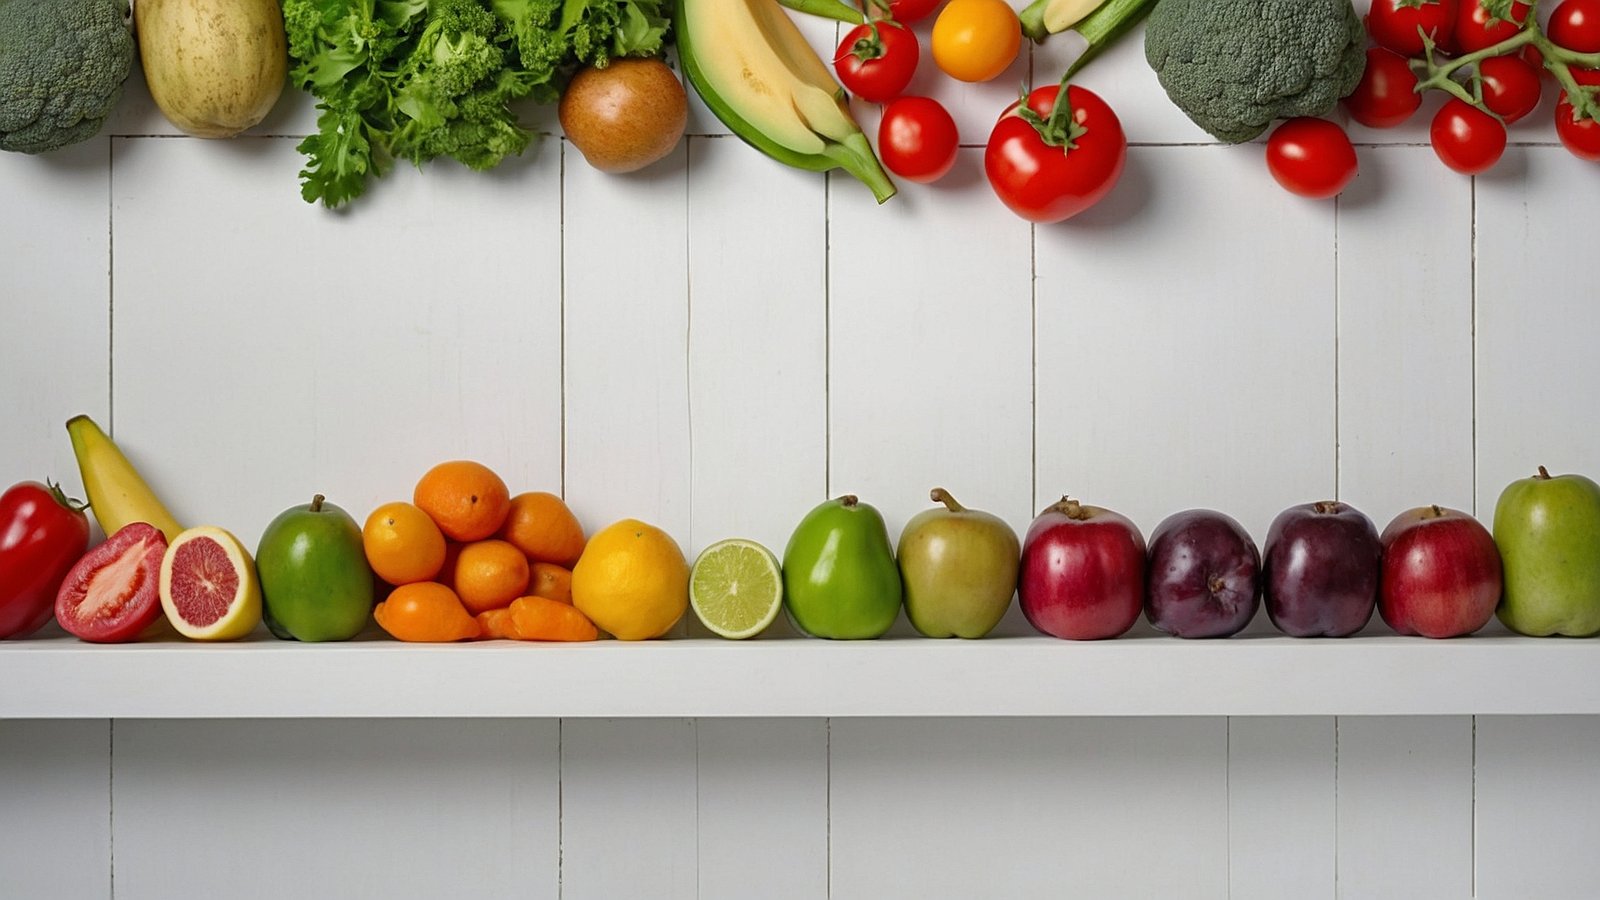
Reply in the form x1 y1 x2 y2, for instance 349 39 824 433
0 632 1596 718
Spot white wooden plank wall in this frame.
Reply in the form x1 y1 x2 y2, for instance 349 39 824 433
3 9 1599 896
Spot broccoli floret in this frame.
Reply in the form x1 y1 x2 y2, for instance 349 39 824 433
0 0 134 153
1144 0 1366 143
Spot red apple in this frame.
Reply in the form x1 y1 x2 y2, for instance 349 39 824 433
1263 501 1381 637
1018 497 1146 640
1380 505 1502 638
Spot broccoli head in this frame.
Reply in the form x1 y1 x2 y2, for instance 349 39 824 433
1144 0 1366 144
0 0 134 153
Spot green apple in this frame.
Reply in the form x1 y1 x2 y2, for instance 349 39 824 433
898 488 1020 639
782 495 901 639
1494 466 1600 636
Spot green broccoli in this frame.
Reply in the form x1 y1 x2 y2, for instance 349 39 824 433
1144 0 1366 144
0 0 134 153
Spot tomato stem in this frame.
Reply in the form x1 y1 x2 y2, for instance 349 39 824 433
46 478 89 512
1413 15 1600 122
1016 71 1087 153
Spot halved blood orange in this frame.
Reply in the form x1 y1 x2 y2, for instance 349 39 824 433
159 526 262 640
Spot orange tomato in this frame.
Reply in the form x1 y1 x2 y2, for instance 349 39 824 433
931 0 1020 82
362 501 447 585
374 583 480 642
509 596 599 642
414 460 511 542
476 607 518 640
453 539 531 614
529 561 573 605
499 491 586 567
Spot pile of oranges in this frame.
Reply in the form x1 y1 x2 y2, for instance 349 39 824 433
362 461 598 642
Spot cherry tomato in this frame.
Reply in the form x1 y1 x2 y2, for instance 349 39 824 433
1479 55 1542 122
1430 98 1507 173
1265 118 1358 199
985 84 1125 223
887 0 942 24
835 22 919 103
1345 48 1424 128
1367 0 1458 57
0 481 91 639
878 96 960 182
931 0 1021 83
1555 68 1600 161
1549 0 1600 52
1454 0 1531 53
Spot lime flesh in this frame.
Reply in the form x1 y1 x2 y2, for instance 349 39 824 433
690 539 783 639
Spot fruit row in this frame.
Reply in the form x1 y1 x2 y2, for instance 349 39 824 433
3 415 1596 644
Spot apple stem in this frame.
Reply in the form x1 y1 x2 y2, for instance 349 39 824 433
311 494 325 513
1538 466 1551 480
838 494 859 508
930 488 965 512
1430 504 1443 518
1047 496 1090 520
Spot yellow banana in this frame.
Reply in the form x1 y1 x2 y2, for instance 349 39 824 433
66 415 182 541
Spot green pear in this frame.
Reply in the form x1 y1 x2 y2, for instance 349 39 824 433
1494 466 1600 637
898 488 1020 638
782 495 901 639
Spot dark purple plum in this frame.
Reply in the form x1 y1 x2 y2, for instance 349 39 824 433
1145 510 1261 638
1263 501 1382 637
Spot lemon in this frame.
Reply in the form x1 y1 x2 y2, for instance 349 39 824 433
690 539 783 639
158 526 262 641
571 519 689 640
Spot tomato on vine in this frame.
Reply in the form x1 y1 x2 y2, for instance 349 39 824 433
1480 55 1543 122
1430 99 1507 173
1454 0 1532 54
1367 0 1458 57
879 96 960 182
1549 0 1600 53
984 81 1125 223
835 21 919 103
1345 47 1424 128
1555 68 1600 161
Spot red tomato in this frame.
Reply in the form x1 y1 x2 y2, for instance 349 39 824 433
1555 69 1600 161
1345 48 1423 128
888 0 942 24
1550 0 1600 52
835 22 919 104
984 84 1125 223
0 482 90 639
1454 0 1531 53
1367 0 1458 57
1430 99 1507 172
55 522 167 643
1265 118 1358 199
1480 55 1543 122
879 96 960 182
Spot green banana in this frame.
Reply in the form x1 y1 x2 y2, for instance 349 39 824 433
776 0 861 23
677 0 897 203
1019 0 1158 78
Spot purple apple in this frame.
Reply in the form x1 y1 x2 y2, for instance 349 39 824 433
1263 501 1382 637
1145 509 1261 638
1018 497 1145 640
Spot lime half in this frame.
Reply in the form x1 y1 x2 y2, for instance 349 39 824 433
690 539 783 639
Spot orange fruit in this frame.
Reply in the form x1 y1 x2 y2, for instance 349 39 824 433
571 519 688 640
476 607 517 640
509 596 598 642
500 492 586 567
453 539 531 614
374 583 480 642
529 562 573 604
363 501 447 585
414 461 511 542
